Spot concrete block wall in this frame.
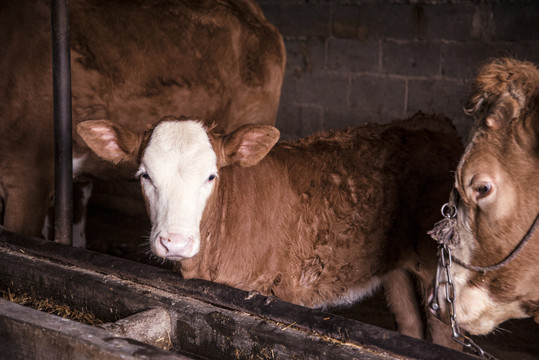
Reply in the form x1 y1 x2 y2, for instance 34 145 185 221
256 0 539 139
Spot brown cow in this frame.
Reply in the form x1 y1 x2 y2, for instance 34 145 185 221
78 112 463 347
429 58 539 337
0 0 285 242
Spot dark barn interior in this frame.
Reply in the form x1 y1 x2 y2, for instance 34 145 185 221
2 0 539 359
84 1 539 359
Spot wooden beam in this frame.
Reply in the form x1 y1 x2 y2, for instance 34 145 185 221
0 227 478 359
0 299 195 360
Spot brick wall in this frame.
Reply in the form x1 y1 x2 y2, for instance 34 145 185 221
256 0 539 139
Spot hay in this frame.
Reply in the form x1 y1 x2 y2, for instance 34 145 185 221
1 288 102 325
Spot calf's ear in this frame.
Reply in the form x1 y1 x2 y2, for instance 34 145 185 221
77 120 142 164
222 124 280 167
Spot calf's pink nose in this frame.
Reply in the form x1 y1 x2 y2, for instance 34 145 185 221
158 232 194 258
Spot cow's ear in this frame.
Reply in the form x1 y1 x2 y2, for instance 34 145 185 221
222 124 280 167
77 120 142 164
485 95 521 130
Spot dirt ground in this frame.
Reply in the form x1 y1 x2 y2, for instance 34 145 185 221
84 179 539 360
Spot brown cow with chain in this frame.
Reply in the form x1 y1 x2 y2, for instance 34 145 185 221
429 58 539 343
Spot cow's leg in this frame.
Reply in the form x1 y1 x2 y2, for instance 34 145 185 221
0 195 4 227
42 181 93 247
2 177 52 237
72 181 93 248
427 312 463 350
384 269 424 339
411 264 463 350
41 205 54 240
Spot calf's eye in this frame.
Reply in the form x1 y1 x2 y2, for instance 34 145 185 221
208 174 216 182
140 173 151 181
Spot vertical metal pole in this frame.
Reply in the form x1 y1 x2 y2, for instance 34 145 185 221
51 0 73 245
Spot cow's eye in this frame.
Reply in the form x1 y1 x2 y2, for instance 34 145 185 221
208 174 216 182
473 182 492 199
137 171 152 184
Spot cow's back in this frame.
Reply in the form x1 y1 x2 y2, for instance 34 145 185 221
68 0 284 129
277 113 463 300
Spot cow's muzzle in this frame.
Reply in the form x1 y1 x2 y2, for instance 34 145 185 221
152 232 199 260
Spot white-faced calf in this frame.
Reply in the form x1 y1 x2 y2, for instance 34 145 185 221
78 112 463 347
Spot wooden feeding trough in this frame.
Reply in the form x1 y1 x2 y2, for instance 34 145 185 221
0 227 478 359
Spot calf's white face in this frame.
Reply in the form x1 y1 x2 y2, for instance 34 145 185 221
77 117 279 260
137 121 218 260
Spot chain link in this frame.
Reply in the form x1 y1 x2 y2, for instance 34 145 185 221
431 202 538 359
439 244 499 360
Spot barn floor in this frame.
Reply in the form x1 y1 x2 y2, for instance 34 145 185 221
84 179 539 360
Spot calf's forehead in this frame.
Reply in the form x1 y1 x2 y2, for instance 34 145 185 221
142 120 216 175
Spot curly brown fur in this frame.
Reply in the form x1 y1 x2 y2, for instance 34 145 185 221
465 58 539 132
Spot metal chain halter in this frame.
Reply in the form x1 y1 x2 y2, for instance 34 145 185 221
429 204 498 359
431 241 498 359
430 195 539 358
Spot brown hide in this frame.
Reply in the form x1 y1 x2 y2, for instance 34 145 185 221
433 58 539 335
181 113 463 344
0 0 285 236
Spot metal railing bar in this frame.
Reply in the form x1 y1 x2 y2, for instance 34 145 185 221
50 0 73 245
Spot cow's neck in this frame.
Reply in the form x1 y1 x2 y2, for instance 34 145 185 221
179 177 227 280
179 156 293 286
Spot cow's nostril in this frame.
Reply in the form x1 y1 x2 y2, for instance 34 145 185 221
159 236 170 252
